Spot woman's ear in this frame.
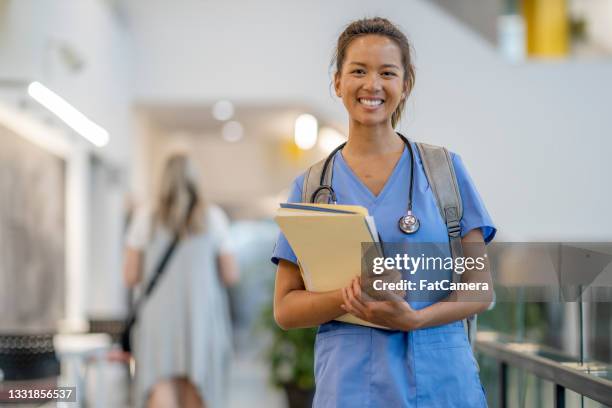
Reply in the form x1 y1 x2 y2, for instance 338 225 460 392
334 72 342 98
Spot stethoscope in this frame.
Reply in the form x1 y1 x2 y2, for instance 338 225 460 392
311 132 420 235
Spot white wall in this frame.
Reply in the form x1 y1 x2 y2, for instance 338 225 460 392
125 0 612 241
0 0 134 163
0 0 134 325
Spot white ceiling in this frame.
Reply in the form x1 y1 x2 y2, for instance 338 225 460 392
137 102 338 141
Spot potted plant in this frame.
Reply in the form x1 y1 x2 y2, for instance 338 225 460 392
259 303 317 408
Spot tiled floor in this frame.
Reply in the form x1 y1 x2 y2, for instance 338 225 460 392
227 350 286 408
25 331 287 408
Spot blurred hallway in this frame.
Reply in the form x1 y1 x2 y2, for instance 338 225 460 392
227 351 285 408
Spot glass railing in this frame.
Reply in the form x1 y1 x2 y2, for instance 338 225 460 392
476 331 612 407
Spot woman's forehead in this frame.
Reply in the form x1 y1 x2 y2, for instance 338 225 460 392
344 35 402 67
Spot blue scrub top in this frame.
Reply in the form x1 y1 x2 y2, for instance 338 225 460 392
271 142 496 407
273 143 495 263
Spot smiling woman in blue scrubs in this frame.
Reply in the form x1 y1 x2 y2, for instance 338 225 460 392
272 17 496 407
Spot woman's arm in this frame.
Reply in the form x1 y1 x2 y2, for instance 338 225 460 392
123 247 143 288
217 251 239 287
274 259 346 330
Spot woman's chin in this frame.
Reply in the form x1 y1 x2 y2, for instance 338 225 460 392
352 115 391 128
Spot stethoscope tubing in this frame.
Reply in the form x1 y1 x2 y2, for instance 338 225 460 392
314 133 415 208
313 132 419 235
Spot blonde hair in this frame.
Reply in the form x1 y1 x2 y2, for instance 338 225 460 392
154 154 205 235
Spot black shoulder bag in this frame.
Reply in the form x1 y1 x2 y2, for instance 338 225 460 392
120 187 197 353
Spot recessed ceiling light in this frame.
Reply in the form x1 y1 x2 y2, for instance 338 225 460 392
294 113 317 150
222 120 243 142
212 100 234 121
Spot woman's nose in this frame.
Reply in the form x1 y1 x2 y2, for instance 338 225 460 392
363 73 382 92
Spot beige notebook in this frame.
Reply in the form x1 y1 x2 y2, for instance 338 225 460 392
275 203 387 329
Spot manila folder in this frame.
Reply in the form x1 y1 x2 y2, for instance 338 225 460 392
275 211 387 329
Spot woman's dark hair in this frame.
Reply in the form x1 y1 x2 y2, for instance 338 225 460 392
332 17 416 128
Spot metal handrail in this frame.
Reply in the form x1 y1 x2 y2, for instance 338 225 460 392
475 332 612 408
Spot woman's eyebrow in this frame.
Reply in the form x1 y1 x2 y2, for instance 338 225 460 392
380 63 401 70
347 62 400 70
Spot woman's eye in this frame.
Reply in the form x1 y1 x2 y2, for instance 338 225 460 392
382 71 397 77
352 69 365 75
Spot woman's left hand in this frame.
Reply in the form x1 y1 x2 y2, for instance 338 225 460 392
341 276 421 331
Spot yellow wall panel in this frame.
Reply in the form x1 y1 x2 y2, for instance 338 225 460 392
522 0 569 57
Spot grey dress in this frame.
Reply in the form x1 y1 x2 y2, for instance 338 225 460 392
126 205 232 408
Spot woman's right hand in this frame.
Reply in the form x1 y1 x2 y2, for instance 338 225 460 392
361 266 406 301
341 276 419 331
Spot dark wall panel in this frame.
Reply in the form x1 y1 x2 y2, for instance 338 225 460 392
0 124 65 333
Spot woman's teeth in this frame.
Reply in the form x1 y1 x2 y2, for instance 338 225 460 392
359 98 383 106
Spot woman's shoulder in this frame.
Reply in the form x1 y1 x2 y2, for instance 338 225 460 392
204 203 231 231
412 140 459 156
205 203 226 220
126 205 156 249
133 204 155 219
412 140 464 171
283 172 307 203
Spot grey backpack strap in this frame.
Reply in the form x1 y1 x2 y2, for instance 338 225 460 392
416 142 478 350
302 156 336 203
415 142 464 279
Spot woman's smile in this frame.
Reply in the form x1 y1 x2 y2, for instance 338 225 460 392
358 97 385 109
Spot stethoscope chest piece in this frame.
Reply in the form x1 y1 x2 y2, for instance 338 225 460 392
398 211 420 234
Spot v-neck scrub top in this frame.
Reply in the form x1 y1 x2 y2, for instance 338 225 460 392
272 142 496 407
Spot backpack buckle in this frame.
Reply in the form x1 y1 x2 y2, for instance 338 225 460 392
444 207 461 238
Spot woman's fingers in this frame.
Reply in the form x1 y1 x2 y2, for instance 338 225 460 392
342 275 415 329
344 283 356 307
341 280 367 319
345 279 358 304
342 287 358 315
341 287 350 308
352 276 362 299
347 286 370 318
356 275 377 303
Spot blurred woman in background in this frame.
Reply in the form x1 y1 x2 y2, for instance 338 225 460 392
123 153 238 408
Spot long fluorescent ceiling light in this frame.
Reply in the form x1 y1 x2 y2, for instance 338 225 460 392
28 81 109 147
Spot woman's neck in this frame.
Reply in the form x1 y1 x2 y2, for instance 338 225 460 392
344 121 404 157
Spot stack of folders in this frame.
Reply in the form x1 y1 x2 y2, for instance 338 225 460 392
275 202 387 329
